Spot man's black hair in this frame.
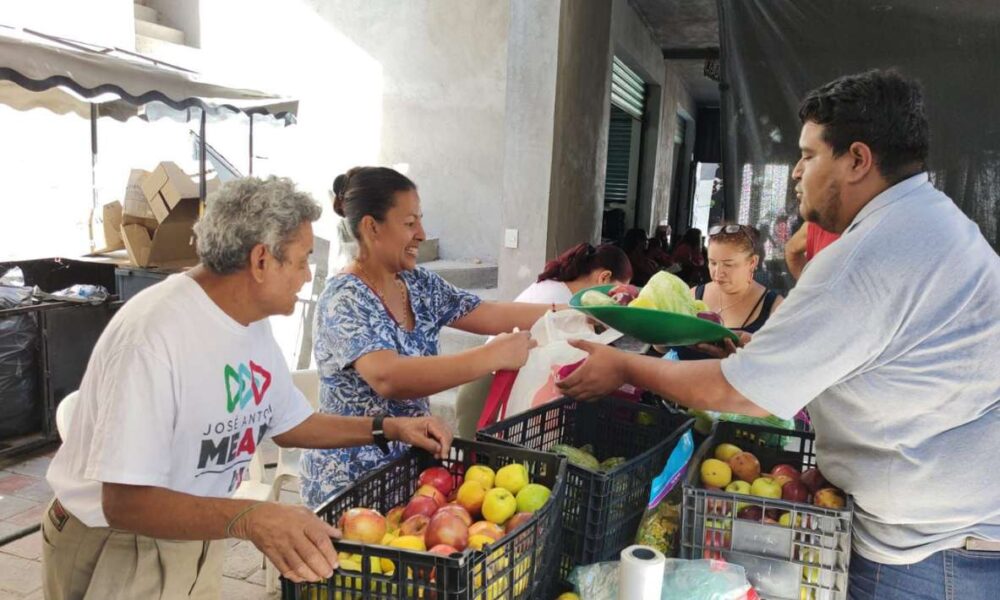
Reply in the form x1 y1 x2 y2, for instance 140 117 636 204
799 69 929 183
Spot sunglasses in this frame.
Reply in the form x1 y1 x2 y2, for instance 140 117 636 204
708 224 755 247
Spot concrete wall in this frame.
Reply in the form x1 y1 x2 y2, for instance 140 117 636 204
497 0 679 300
656 61 698 228
306 0 509 263
198 0 509 265
611 0 672 235
0 0 134 48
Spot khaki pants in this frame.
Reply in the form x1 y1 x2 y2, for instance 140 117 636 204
41 498 225 600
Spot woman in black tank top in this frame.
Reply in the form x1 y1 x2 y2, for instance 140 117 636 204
674 224 783 360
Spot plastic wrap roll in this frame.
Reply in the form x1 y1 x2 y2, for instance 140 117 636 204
618 544 665 600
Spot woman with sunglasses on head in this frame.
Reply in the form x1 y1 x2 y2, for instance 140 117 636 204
675 223 783 360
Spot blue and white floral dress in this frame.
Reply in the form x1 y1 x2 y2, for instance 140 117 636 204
299 267 481 509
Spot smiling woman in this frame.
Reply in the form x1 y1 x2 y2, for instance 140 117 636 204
301 166 556 508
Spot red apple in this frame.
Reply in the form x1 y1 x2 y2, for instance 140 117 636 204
771 464 801 482
736 505 763 521
434 504 472 527
340 508 387 544
425 512 469 551
403 495 438 521
400 514 430 537
609 284 640 305
386 505 406 531
800 467 829 493
428 544 460 556
782 481 809 503
697 311 723 324
468 520 504 542
414 484 447 507
728 452 761 483
419 466 455 497
813 488 846 509
504 512 533 535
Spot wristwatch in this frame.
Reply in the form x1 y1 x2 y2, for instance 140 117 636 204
372 415 391 454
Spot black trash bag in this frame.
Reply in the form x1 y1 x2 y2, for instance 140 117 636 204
0 285 40 440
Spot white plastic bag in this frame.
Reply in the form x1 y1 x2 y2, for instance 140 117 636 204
504 310 621 417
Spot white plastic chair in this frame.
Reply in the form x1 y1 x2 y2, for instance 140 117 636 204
234 368 320 592
55 391 79 440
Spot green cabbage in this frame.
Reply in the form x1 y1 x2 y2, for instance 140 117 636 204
632 271 702 316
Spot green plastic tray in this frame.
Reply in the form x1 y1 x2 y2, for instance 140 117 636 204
569 284 739 346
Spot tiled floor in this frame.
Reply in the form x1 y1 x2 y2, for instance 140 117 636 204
0 444 293 600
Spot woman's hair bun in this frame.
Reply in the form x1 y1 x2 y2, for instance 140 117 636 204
331 173 349 217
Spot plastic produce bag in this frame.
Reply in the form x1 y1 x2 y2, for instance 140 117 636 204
503 310 622 416
568 558 755 600
635 430 694 557
0 283 40 439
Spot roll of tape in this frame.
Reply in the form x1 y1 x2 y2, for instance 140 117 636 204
618 544 666 600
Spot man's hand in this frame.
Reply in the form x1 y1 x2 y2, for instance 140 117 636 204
385 416 453 460
232 502 341 583
485 330 537 371
555 340 630 401
690 331 752 359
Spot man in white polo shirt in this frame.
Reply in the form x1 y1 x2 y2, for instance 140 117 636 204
558 70 999 599
43 176 453 599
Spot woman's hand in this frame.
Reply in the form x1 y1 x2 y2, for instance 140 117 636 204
385 416 453 460
485 330 537 371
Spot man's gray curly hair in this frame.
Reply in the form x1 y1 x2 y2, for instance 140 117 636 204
193 176 322 275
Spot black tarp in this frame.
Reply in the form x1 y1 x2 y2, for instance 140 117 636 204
718 0 1000 292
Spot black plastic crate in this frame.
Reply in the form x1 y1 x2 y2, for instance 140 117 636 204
680 421 853 600
477 397 693 578
281 437 566 600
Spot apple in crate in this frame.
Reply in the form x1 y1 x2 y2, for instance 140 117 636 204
400 514 430 537
340 508 387 544
435 504 473 527
728 452 761 483
504 512 533 535
404 495 438 521
428 544 460 556
419 466 455 497
386 505 406 532
414 484 447 507
468 521 505 542
814 488 846 509
425 512 470 551
782 480 809 503
800 467 829 493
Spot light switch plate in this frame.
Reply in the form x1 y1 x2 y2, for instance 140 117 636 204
504 228 519 249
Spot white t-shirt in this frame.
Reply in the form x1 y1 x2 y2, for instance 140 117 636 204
721 173 1000 565
47 274 314 527
514 279 572 304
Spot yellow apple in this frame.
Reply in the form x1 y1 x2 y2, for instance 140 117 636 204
482 487 517 525
700 458 733 488
465 465 496 490
494 463 529 494
714 443 743 462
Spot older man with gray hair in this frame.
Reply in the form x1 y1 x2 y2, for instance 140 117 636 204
42 176 453 599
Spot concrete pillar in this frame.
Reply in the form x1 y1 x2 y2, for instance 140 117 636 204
498 0 614 301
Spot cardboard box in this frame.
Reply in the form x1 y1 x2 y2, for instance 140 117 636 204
120 196 200 268
96 201 124 252
119 162 203 268
122 168 158 231
141 161 200 223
